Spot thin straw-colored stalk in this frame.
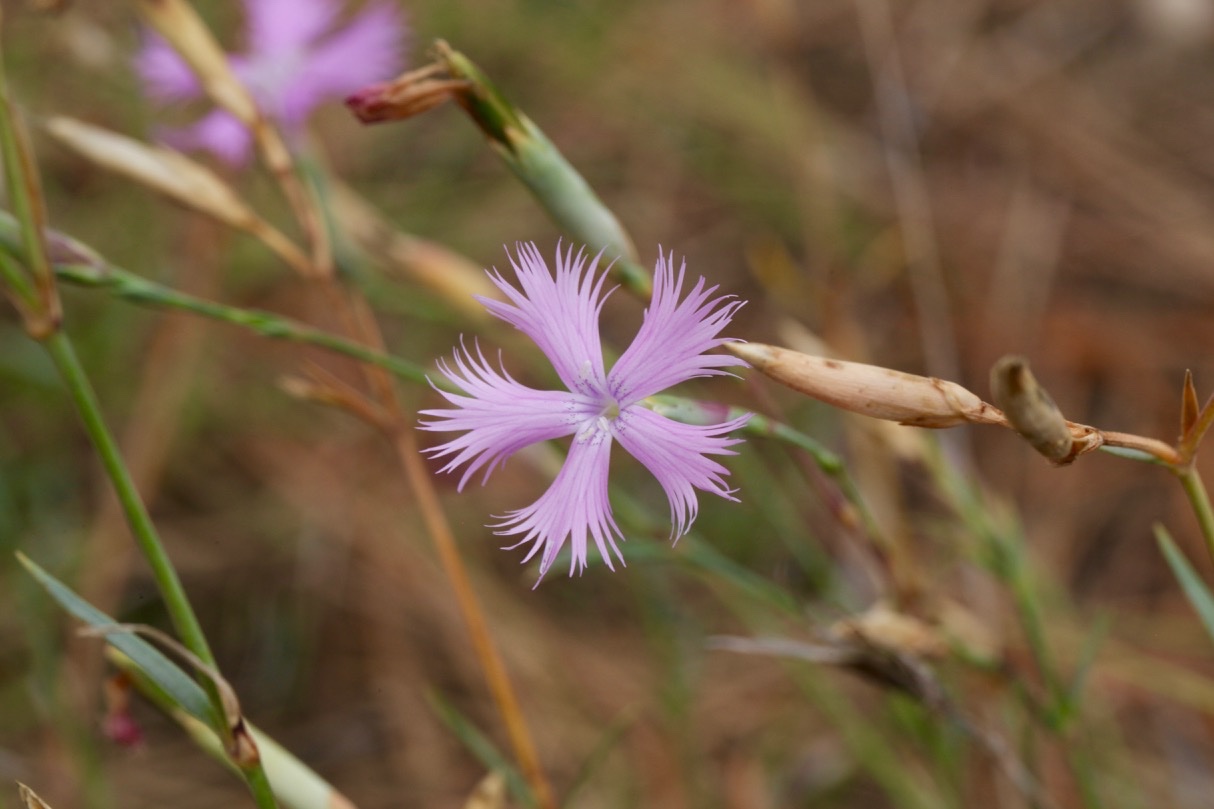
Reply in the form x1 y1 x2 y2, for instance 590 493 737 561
256 156 558 804
309 257 557 806
297 160 557 808
394 429 556 809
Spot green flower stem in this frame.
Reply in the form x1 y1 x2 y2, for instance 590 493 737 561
649 395 922 603
923 442 1065 697
242 762 282 809
438 43 652 298
0 241 37 308
53 261 439 390
1178 467 1214 569
42 330 217 668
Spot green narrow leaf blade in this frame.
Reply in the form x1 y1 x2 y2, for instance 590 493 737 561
17 552 220 727
426 690 535 809
1155 525 1214 643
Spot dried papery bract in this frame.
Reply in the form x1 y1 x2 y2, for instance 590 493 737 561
44 117 310 275
46 117 244 219
727 342 1008 428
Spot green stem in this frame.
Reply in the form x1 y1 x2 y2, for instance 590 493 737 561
42 330 216 667
1004 541 1062 708
0 239 37 308
54 262 439 389
242 762 281 809
438 44 652 298
42 330 280 809
1178 467 1214 569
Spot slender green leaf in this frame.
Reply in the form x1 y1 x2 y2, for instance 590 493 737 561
1059 613 1111 724
626 536 799 615
17 552 220 728
1155 525 1214 643
426 690 535 809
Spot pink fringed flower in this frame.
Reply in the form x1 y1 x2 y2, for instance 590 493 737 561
421 243 752 583
136 0 406 165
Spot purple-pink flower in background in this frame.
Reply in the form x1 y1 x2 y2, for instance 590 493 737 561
421 243 752 583
137 0 406 165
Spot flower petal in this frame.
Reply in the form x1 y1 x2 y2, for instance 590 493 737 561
136 34 202 102
613 404 751 538
479 242 612 398
277 0 406 126
157 109 254 166
493 426 624 583
420 340 596 489
608 249 747 405
246 0 340 55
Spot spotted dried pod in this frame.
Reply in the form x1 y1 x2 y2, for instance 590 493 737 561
989 355 1076 464
728 342 1008 428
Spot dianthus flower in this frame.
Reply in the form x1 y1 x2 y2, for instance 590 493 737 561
421 243 752 582
136 0 405 165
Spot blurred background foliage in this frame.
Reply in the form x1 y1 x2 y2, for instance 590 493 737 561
4 0 1214 807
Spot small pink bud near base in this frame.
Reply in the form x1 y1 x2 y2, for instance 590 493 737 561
728 342 1008 429
345 64 467 124
102 672 144 749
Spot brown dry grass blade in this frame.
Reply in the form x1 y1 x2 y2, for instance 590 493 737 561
17 783 53 809
1182 370 1199 438
1185 391 1214 458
